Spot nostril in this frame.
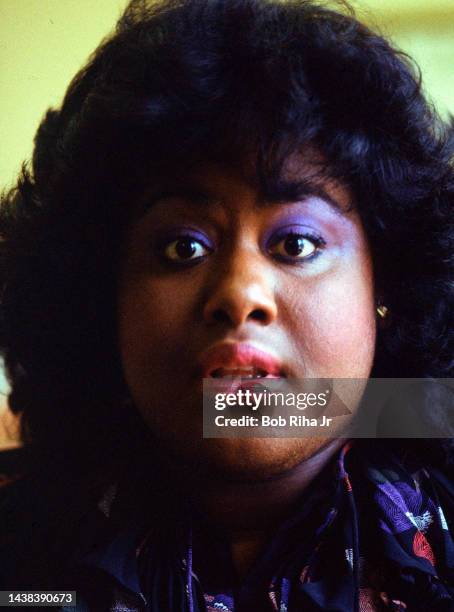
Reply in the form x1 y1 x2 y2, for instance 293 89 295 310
205 302 276 327
249 309 268 323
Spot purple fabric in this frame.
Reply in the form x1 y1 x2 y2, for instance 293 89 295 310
78 442 454 611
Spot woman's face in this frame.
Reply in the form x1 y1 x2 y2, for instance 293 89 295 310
118 157 376 479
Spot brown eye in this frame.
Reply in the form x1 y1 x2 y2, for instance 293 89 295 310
163 237 210 261
269 235 317 259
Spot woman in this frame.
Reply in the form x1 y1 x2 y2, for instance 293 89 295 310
0 0 453 609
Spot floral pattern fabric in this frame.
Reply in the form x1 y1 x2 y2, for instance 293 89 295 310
75 442 454 611
2 441 454 611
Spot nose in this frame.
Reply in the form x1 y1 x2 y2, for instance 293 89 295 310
203 248 278 327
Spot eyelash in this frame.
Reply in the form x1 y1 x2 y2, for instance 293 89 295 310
157 231 325 266
267 231 325 264
156 234 213 267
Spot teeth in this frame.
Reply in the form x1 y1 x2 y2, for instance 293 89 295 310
211 367 268 379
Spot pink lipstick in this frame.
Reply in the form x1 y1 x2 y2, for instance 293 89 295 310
199 343 284 379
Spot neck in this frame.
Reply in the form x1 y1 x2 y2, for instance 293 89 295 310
188 439 345 578
192 439 343 529
146 439 345 579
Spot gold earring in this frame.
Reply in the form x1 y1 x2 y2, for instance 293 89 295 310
376 304 389 319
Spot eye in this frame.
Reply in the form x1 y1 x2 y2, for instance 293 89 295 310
162 236 211 262
268 233 321 260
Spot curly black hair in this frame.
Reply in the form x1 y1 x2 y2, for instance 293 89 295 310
1 0 453 483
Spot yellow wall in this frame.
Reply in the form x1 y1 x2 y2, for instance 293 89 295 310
359 0 454 119
0 0 128 190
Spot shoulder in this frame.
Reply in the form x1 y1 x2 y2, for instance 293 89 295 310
0 450 103 589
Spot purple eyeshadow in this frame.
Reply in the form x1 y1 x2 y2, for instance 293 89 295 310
263 219 324 249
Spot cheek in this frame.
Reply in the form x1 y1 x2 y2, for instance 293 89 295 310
118 274 205 444
283 259 376 377
117 274 199 403
119 276 194 345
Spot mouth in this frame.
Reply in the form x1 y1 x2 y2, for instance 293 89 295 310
200 343 286 380
210 367 277 379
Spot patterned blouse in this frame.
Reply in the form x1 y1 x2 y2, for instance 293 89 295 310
1 441 454 611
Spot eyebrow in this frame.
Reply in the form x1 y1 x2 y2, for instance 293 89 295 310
258 177 350 215
140 177 350 218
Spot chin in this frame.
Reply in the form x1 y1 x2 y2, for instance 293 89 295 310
179 437 329 483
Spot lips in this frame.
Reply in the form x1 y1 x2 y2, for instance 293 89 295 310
199 343 284 379
211 366 268 378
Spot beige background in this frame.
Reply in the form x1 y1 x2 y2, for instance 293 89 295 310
1 0 453 447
